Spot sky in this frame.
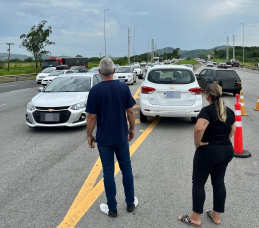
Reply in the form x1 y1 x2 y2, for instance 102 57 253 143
0 0 259 58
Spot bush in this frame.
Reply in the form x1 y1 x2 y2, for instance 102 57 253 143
0 60 5 69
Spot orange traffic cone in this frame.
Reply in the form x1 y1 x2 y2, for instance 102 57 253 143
254 96 259 111
239 92 249 116
234 94 251 158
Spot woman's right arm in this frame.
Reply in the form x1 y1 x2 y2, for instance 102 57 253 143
229 122 236 139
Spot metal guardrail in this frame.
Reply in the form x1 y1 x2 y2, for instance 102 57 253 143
0 73 37 84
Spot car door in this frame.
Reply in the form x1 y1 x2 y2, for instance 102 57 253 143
196 69 207 89
202 69 213 89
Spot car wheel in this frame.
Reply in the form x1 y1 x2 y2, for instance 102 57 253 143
140 109 147 122
191 117 197 124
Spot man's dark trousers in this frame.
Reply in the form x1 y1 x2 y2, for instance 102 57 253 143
98 141 134 211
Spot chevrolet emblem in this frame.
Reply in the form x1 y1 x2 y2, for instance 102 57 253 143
48 109 53 112
170 87 174 89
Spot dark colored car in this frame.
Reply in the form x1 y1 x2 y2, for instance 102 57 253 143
70 66 88 73
56 65 69 70
195 68 242 96
217 63 227 69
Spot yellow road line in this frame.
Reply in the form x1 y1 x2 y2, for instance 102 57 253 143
133 87 140 100
58 86 141 224
58 117 160 227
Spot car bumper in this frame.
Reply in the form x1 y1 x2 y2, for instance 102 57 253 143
26 109 86 127
140 99 202 117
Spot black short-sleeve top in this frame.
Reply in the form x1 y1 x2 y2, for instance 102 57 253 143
197 104 235 145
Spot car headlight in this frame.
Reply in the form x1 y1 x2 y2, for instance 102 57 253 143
27 102 35 111
71 101 87 110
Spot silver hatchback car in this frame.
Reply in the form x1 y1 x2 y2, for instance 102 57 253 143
26 72 102 127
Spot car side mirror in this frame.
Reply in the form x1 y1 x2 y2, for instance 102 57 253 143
38 87 43 92
195 73 199 76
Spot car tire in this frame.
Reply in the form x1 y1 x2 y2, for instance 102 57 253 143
140 109 147 122
191 117 197 124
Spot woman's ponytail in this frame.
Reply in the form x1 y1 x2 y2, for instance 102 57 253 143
206 84 227 122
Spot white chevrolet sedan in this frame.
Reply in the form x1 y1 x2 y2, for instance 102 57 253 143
139 65 202 123
113 66 136 85
26 72 102 127
36 67 56 84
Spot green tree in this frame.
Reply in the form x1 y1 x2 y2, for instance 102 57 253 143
20 20 55 68
24 57 34 62
75 55 83 57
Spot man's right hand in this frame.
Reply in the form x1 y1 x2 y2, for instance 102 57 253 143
128 129 134 142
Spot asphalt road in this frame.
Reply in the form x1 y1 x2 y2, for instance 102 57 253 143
0 80 39 93
0 66 258 228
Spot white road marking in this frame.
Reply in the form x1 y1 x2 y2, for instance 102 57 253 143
0 104 6 106
0 85 16 88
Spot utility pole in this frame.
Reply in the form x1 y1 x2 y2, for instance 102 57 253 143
233 35 235 60
147 34 151 62
134 25 138 63
240 22 245 65
6 43 14 72
98 53 102 58
151 39 154 62
128 27 131 64
226 36 229 61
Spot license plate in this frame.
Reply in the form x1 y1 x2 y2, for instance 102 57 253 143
40 113 60 122
164 91 181 99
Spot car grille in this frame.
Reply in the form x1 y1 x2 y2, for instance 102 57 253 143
118 76 126 78
33 110 71 124
35 106 70 110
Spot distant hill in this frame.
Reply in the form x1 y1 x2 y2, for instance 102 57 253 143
0 53 30 61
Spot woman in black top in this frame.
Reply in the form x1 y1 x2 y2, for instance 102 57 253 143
178 84 236 227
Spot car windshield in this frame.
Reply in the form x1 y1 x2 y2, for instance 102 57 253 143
148 69 195 84
116 67 131 73
70 66 81 70
48 71 65 76
42 68 55 73
89 67 99 72
44 77 91 92
216 71 240 80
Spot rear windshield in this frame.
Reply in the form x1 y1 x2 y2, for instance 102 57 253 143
116 67 131 73
216 70 240 80
148 69 195 84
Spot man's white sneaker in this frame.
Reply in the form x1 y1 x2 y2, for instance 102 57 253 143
127 197 138 212
100 203 117 217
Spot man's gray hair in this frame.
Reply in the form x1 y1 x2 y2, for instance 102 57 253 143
99 57 115 76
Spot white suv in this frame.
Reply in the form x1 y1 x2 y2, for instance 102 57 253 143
139 65 202 123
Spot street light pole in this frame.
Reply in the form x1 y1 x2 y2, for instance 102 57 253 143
240 22 245 65
134 25 138 63
104 9 110 57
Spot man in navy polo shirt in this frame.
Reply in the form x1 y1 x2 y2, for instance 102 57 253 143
86 57 138 218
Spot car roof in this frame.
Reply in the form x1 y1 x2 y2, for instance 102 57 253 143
150 65 193 71
202 68 235 71
58 72 99 78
